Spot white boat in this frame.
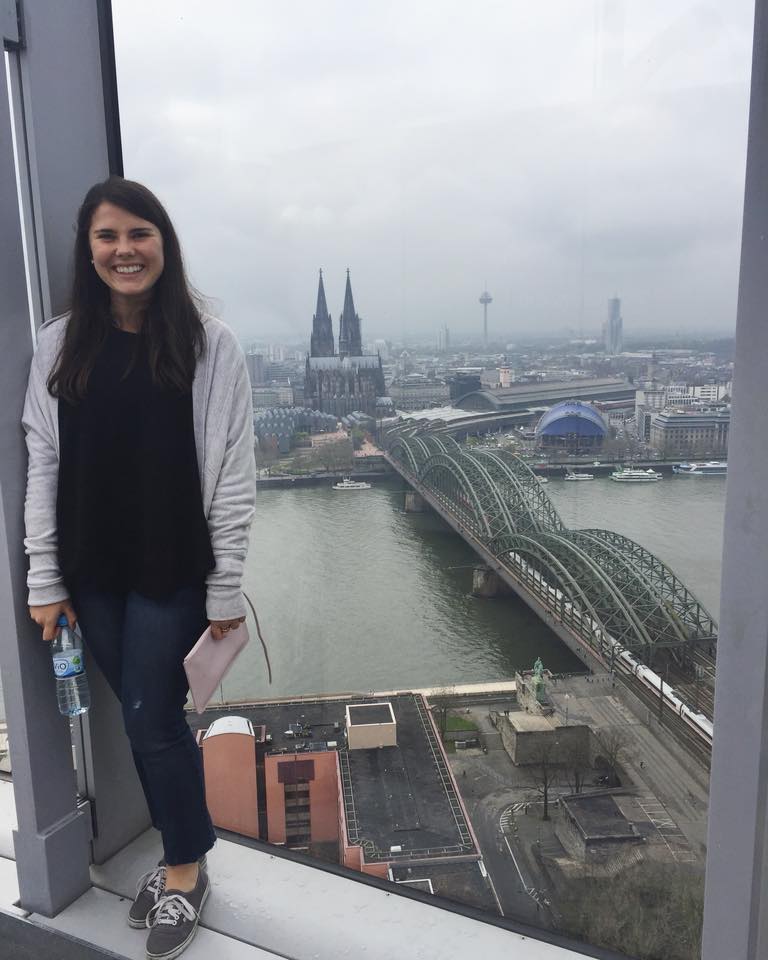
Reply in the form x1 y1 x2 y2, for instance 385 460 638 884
332 477 372 490
536 475 549 484
564 469 594 481
610 467 662 483
672 461 727 476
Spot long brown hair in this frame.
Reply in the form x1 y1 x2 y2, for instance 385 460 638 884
48 176 205 402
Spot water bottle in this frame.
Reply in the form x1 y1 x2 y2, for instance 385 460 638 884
51 614 90 716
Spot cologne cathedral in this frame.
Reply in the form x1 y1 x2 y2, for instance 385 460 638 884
304 270 387 418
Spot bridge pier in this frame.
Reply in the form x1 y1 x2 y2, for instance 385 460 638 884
471 565 513 598
404 491 426 512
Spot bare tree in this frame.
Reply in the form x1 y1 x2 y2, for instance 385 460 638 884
254 438 279 469
559 861 704 960
593 727 628 787
563 739 589 795
317 438 354 473
531 739 560 820
429 686 456 741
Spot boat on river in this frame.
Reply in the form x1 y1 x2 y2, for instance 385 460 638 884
610 467 662 483
672 461 727 476
333 477 372 490
564 469 594 481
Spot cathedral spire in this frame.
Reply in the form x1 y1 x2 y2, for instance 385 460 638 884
310 268 335 357
338 268 362 358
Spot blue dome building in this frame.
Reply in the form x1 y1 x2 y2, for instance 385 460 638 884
535 400 608 452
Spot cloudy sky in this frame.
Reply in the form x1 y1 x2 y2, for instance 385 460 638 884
112 1 754 344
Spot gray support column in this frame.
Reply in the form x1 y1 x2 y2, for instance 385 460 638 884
0 0 149 913
0 6 91 914
702 1 768 957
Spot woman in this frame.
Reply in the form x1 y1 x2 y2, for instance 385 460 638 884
22 176 256 960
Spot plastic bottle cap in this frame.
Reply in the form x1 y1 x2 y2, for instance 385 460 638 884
57 614 69 627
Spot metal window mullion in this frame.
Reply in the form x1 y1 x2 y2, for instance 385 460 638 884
3 45 45 334
702 0 768 956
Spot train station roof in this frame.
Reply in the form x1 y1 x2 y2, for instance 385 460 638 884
454 378 635 412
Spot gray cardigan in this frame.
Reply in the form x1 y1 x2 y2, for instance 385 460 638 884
22 313 256 621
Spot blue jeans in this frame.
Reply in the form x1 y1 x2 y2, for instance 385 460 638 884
72 583 216 866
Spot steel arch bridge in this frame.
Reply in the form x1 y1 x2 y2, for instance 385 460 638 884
385 424 718 667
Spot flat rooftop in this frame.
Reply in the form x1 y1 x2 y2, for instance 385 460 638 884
191 694 476 863
348 703 394 725
563 794 638 841
345 695 474 860
508 713 555 732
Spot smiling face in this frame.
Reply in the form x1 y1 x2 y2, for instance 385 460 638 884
88 201 165 307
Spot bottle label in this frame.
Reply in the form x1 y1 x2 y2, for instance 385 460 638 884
53 652 84 678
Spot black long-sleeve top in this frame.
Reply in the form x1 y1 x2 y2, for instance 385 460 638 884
57 325 215 599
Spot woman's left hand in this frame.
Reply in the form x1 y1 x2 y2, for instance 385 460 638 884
210 617 245 641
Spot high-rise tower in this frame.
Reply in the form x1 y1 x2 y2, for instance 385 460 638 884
479 287 493 347
603 296 623 355
310 269 335 357
338 269 363 358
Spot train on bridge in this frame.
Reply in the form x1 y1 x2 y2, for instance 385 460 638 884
385 419 718 760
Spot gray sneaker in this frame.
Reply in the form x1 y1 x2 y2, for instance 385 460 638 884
128 855 208 930
145 864 210 960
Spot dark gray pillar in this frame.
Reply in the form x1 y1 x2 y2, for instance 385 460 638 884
0 0 149 913
702 1 768 957
0 3 91 915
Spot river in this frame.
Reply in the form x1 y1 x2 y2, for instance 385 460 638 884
226 474 726 703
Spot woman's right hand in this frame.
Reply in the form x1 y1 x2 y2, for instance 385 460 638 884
29 600 77 642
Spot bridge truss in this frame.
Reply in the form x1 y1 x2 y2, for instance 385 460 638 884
385 423 718 667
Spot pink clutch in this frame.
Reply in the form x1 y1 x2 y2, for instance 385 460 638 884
184 622 249 715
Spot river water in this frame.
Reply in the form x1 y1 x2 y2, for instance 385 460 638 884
226 474 726 704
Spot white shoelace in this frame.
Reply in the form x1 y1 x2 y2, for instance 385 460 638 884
147 893 198 928
135 866 166 901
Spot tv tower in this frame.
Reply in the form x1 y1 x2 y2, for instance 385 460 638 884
479 287 493 348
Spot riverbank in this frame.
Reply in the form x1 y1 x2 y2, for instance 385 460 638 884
257 468 393 489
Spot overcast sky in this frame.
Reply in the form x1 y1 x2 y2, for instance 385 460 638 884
112 1 754 344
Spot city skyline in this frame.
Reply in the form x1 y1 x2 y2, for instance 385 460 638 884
113 2 753 342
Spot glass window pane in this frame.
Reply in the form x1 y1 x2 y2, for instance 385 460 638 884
110 2 755 957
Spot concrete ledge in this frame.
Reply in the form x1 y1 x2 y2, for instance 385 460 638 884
90 829 607 960
30 886 274 960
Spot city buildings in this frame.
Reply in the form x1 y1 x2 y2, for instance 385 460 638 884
389 375 451 411
252 384 294 409
191 695 495 911
635 382 732 442
245 351 266 386
650 407 730 458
